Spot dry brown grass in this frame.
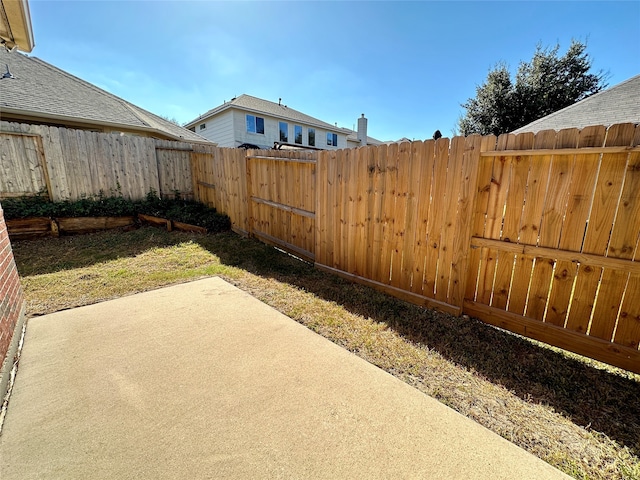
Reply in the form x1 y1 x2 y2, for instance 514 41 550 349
11 227 640 480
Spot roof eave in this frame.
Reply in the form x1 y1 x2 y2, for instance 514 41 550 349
184 102 233 128
186 102 346 134
0 107 215 145
1 0 34 52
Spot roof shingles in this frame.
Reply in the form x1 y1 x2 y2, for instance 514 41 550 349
513 74 640 134
187 94 344 132
0 49 209 143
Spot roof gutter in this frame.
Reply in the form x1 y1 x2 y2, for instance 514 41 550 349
0 107 214 145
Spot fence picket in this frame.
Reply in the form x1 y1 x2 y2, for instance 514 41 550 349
543 128 580 327
588 123 636 341
425 138 449 298
563 126 608 333
411 140 435 296
391 142 411 288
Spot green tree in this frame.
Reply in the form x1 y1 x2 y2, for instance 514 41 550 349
159 114 183 127
458 40 608 136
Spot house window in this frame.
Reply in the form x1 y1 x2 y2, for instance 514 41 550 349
246 115 265 134
327 132 338 146
308 128 315 146
279 122 288 142
199 123 206 130
294 125 302 144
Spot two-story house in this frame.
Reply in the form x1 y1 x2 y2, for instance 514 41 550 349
185 94 381 150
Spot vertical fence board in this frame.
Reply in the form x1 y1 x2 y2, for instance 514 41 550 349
465 135 497 302
370 145 387 282
589 123 637 341
491 133 519 310
379 143 397 284
543 129 579 327
563 126 608 333
354 148 369 277
345 148 358 275
498 132 534 313
363 146 377 280
391 142 411 288
523 130 556 320
411 140 436 296
450 135 483 308
436 136 465 303
477 134 511 306
400 141 424 292
425 138 449 298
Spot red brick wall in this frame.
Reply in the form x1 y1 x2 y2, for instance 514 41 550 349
0 203 25 364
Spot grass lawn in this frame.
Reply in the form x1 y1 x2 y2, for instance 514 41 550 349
11 226 640 480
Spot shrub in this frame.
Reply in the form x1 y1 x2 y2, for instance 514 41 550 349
1 190 231 234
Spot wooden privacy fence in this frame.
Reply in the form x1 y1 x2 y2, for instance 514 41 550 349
195 123 640 373
0 121 215 201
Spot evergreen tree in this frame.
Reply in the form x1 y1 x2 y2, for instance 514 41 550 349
459 41 607 136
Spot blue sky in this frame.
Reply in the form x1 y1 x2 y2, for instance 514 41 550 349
27 1 640 142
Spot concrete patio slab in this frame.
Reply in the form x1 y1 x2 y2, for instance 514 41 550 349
0 277 569 479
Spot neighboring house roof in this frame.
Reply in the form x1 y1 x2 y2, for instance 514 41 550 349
341 127 383 146
186 94 345 133
383 137 412 144
512 74 640 134
0 49 210 144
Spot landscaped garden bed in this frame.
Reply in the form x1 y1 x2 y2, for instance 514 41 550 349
2 191 229 239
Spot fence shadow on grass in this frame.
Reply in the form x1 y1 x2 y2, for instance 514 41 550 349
198 233 640 456
13 228 639 455
11 227 192 276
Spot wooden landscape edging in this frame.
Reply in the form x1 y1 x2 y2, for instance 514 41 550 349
56 216 136 234
7 214 209 239
5 217 56 239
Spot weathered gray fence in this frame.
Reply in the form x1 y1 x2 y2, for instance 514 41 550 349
0 121 214 201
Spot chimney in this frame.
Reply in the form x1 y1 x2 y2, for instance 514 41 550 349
357 114 368 145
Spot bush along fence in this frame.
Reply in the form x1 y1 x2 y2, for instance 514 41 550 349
192 124 640 374
2 192 230 239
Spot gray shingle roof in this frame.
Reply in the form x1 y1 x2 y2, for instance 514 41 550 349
0 49 210 143
512 74 640 134
341 127 382 145
186 94 344 132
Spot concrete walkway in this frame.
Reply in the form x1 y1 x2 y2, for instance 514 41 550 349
0 277 569 479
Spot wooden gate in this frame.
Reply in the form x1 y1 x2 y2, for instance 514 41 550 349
0 132 51 199
155 144 195 199
246 150 317 262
